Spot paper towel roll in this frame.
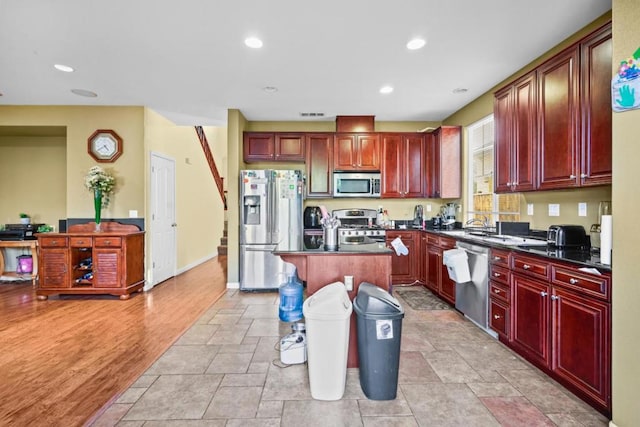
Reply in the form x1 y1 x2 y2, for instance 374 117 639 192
600 215 612 265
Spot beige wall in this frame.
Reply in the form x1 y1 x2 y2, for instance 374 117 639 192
0 135 66 227
143 109 226 272
611 1 640 425
0 106 227 281
0 106 146 220
226 109 247 285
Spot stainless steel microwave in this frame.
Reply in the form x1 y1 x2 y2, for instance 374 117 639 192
333 172 381 198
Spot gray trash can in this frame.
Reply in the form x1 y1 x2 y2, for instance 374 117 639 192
353 282 404 400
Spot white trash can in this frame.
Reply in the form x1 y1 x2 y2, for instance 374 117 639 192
302 281 353 400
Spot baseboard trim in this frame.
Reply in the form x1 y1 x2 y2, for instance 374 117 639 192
227 281 239 289
176 253 218 276
609 421 618 427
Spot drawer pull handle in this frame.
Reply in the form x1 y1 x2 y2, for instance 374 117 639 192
494 314 502 319
51 240 57 245
540 291 548 297
523 264 531 270
494 289 501 294
569 278 579 284
493 272 501 277
551 295 560 301
493 256 502 261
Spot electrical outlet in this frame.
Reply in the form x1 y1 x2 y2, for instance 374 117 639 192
129 210 138 218
344 275 354 291
578 202 587 217
426 204 432 212
548 204 560 217
527 204 534 215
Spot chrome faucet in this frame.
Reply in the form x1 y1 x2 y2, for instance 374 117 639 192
465 215 490 230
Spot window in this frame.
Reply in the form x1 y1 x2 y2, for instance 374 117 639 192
466 115 521 227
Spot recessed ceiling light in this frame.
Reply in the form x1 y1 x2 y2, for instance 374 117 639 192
263 86 278 93
406 38 426 50
244 37 263 49
452 87 468 94
71 89 98 97
54 64 74 72
379 86 394 94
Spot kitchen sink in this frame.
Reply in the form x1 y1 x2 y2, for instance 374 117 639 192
439 229 547 247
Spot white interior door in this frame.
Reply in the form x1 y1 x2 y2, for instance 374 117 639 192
150 152 176 288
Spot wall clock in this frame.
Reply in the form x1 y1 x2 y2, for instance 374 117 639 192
88 129 123 163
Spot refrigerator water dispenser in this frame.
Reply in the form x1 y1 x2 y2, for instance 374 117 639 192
243 195 261 225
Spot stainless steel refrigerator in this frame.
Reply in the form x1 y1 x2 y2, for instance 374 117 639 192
239 170 303 290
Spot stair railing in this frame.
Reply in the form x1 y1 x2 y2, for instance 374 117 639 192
194 126 227 209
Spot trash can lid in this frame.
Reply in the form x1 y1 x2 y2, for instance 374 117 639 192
302 281 353 320
353 282 404 320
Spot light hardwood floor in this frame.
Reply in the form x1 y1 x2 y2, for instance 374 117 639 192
0 256 227 427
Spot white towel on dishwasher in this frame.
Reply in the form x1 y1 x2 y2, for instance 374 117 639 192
391 237 408 256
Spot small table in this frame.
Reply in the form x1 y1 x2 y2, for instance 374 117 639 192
0 240 39 286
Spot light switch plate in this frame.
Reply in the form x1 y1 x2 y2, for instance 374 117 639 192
578 202 587 217
527 204 534 215
129 210 138 218
548 204 560 217
426 204 432 212
344 276 354 291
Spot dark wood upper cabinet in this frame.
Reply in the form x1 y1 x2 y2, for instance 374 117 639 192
494 72 537 193
580 23 612 186
243 132 305 162
428 126 461 198
380 133 425 198
333 133 380 171
305 133 333 198
537 46 581 190
494 22 611 193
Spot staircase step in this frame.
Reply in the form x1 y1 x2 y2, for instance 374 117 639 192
217 245 227 255
220 236 228 245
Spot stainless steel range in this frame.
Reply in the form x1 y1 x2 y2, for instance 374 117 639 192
333 209 386 249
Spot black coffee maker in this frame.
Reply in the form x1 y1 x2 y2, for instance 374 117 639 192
304 206 322 229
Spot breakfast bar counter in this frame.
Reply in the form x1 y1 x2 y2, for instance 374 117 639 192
276 247 393 368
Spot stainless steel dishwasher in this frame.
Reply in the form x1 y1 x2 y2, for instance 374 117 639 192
454 241 497 338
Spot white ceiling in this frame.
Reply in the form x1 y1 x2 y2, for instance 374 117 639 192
0 1 611 126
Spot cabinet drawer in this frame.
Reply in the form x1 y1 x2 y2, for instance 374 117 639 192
490 264 510 286
39 236 68 248
427 233 440 245
490 281 510 304
489 299 510 338
439 236 456 250
70 237 93 247
511 254 549 280
94 237 122 248
551 264 611 301
490 248 510 267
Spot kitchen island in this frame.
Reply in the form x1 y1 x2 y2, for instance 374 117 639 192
276 246 393 368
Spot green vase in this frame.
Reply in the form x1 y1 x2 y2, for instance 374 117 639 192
94 189 102 231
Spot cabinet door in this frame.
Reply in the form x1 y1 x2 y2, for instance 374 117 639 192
93 249 122 288
381 134 403 197
39 249 69 288
419 233 428 285
275 133 305 161
404 134 425 197
512 72 537 192
439 261 456 305
431 126 461 198
494 86 514 193
387 231 416 284
490 297 510 339
512 273 550 367
428 129 441 198
537 47 580 190
552 287 610 409
426 245 440 292
357 134 380 171
243 133 275 162
306 134 333 197
580 23 612 186
334 134 358 171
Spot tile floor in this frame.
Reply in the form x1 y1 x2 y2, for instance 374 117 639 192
91 287 609 426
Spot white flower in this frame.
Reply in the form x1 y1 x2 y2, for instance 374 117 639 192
85 166 116 208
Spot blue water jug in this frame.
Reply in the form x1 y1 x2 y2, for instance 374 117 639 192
279 274 303 322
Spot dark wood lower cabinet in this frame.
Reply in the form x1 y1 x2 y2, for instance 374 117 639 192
387 231 418 285
512 273 550 366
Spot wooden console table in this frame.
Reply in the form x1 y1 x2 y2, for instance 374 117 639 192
36 222 145 300
0 240 38 286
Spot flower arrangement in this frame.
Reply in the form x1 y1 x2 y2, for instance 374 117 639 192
84 166 116 208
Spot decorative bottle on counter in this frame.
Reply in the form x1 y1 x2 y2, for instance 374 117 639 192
279 274 303 322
